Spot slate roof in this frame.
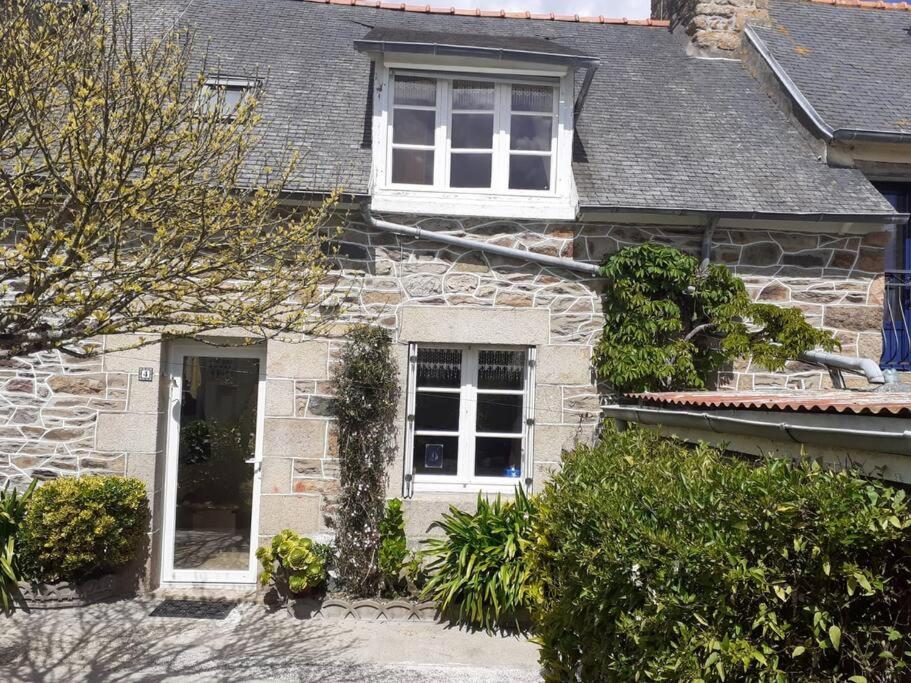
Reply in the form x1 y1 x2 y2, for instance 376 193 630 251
751 0 911 136
133 0 898 219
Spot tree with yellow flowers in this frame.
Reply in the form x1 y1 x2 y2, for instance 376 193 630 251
0 0 339 358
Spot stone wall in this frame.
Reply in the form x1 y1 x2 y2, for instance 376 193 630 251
666 0 769 54
0 215 887 553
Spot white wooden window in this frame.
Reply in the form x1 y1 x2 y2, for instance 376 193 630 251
403 344 536 495
389 75 558 194
199 76 258 121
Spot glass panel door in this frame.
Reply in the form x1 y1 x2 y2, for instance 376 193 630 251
163 349 264 583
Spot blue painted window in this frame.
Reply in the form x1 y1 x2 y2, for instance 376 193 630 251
877 184 911 370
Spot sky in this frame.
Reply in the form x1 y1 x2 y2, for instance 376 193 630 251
468 0 651 19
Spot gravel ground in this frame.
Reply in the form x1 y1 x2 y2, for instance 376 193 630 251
0 597 541 682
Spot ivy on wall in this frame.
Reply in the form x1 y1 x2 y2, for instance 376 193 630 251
330 325 400 598
594 244 839 393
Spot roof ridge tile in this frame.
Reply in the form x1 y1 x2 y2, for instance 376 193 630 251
807 0 911 12
300 0 670 25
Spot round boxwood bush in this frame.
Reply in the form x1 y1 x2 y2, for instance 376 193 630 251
22 475 149 583
532 426 911 681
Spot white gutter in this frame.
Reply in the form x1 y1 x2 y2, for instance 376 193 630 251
603 404 911 456
362 210 601 275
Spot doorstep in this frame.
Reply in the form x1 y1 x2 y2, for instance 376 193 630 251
152 583 261 604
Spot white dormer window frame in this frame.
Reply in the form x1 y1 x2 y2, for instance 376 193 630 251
370 57 578 220
199 75 260 121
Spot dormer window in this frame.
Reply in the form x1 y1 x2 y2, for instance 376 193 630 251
357 27 598 220
390 75 557 193
200 76 259 121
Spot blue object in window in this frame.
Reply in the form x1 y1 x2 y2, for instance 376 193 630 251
877 184 911 370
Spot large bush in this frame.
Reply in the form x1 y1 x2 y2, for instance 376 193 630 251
423 487 540 631
533 426 911 681
22 476 149 583
595 244 837 392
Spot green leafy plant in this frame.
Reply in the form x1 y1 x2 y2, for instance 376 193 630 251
533 425 911 681
330 325 400 597
21 476 148 584
423 487 541 632
595 243 838 392
256 529 327 596
379 498 408 589
0 481 35 612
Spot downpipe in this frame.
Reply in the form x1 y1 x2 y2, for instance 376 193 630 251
361 210 601 276
798 349 886 386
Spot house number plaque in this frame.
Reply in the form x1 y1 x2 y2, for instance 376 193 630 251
138 367 154 382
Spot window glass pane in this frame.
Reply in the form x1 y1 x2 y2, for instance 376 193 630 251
509 155 551 191
478 350 526 390
415 391 460 431
452 80 495 110
476 394 523 434
414 435 459 475
395 76 436 106
393 109 436 145
201 85 247 119
474 437 522 478
451 113 494 149
417 347 462 387
450 153 492 188
392 149 434 185
510 115 552 152
511 84 553 112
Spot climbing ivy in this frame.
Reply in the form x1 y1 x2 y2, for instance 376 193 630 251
594 243 839 393
330 325 400 597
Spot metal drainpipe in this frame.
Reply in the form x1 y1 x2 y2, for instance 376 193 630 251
798 349 886 386
361 210 601 276
700 217 718 270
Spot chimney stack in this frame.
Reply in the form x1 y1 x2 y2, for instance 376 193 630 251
660 0 770 55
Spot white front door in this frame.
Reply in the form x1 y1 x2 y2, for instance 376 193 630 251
161 344 265 584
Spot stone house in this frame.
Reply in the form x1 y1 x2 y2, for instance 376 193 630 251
2 0 909 589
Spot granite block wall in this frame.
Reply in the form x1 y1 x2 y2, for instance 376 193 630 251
0 216 887 550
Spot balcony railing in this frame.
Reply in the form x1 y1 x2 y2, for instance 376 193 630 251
882 270 911 370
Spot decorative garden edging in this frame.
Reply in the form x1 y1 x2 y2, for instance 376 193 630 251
17 571 138 610
287 596 438 622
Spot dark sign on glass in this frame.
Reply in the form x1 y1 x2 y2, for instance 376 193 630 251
424 443 444 469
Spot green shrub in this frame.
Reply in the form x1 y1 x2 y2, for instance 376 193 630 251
379 498 408 587
595 244 837 392
0 481 35 612
423 487 540 631
22 476 148 584
533 426 911 681
256 529 327 596
330 324 400 597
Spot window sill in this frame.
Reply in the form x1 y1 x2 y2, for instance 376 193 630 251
371 189 576 221
413 480 526 495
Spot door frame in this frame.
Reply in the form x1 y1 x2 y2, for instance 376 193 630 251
160 342 266 585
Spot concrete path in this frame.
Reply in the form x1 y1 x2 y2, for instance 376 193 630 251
0 597 541 682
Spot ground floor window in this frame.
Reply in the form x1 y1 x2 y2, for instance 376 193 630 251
404 344 535 494
876 183 911 370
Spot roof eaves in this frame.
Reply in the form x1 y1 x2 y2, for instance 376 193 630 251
354 38 600 67
745 23 911 144
299 0 671 26
578 203 909 224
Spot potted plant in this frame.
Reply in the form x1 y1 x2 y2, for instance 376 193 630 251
256 529 330 616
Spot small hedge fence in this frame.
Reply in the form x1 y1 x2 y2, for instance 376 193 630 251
533 426 911 681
